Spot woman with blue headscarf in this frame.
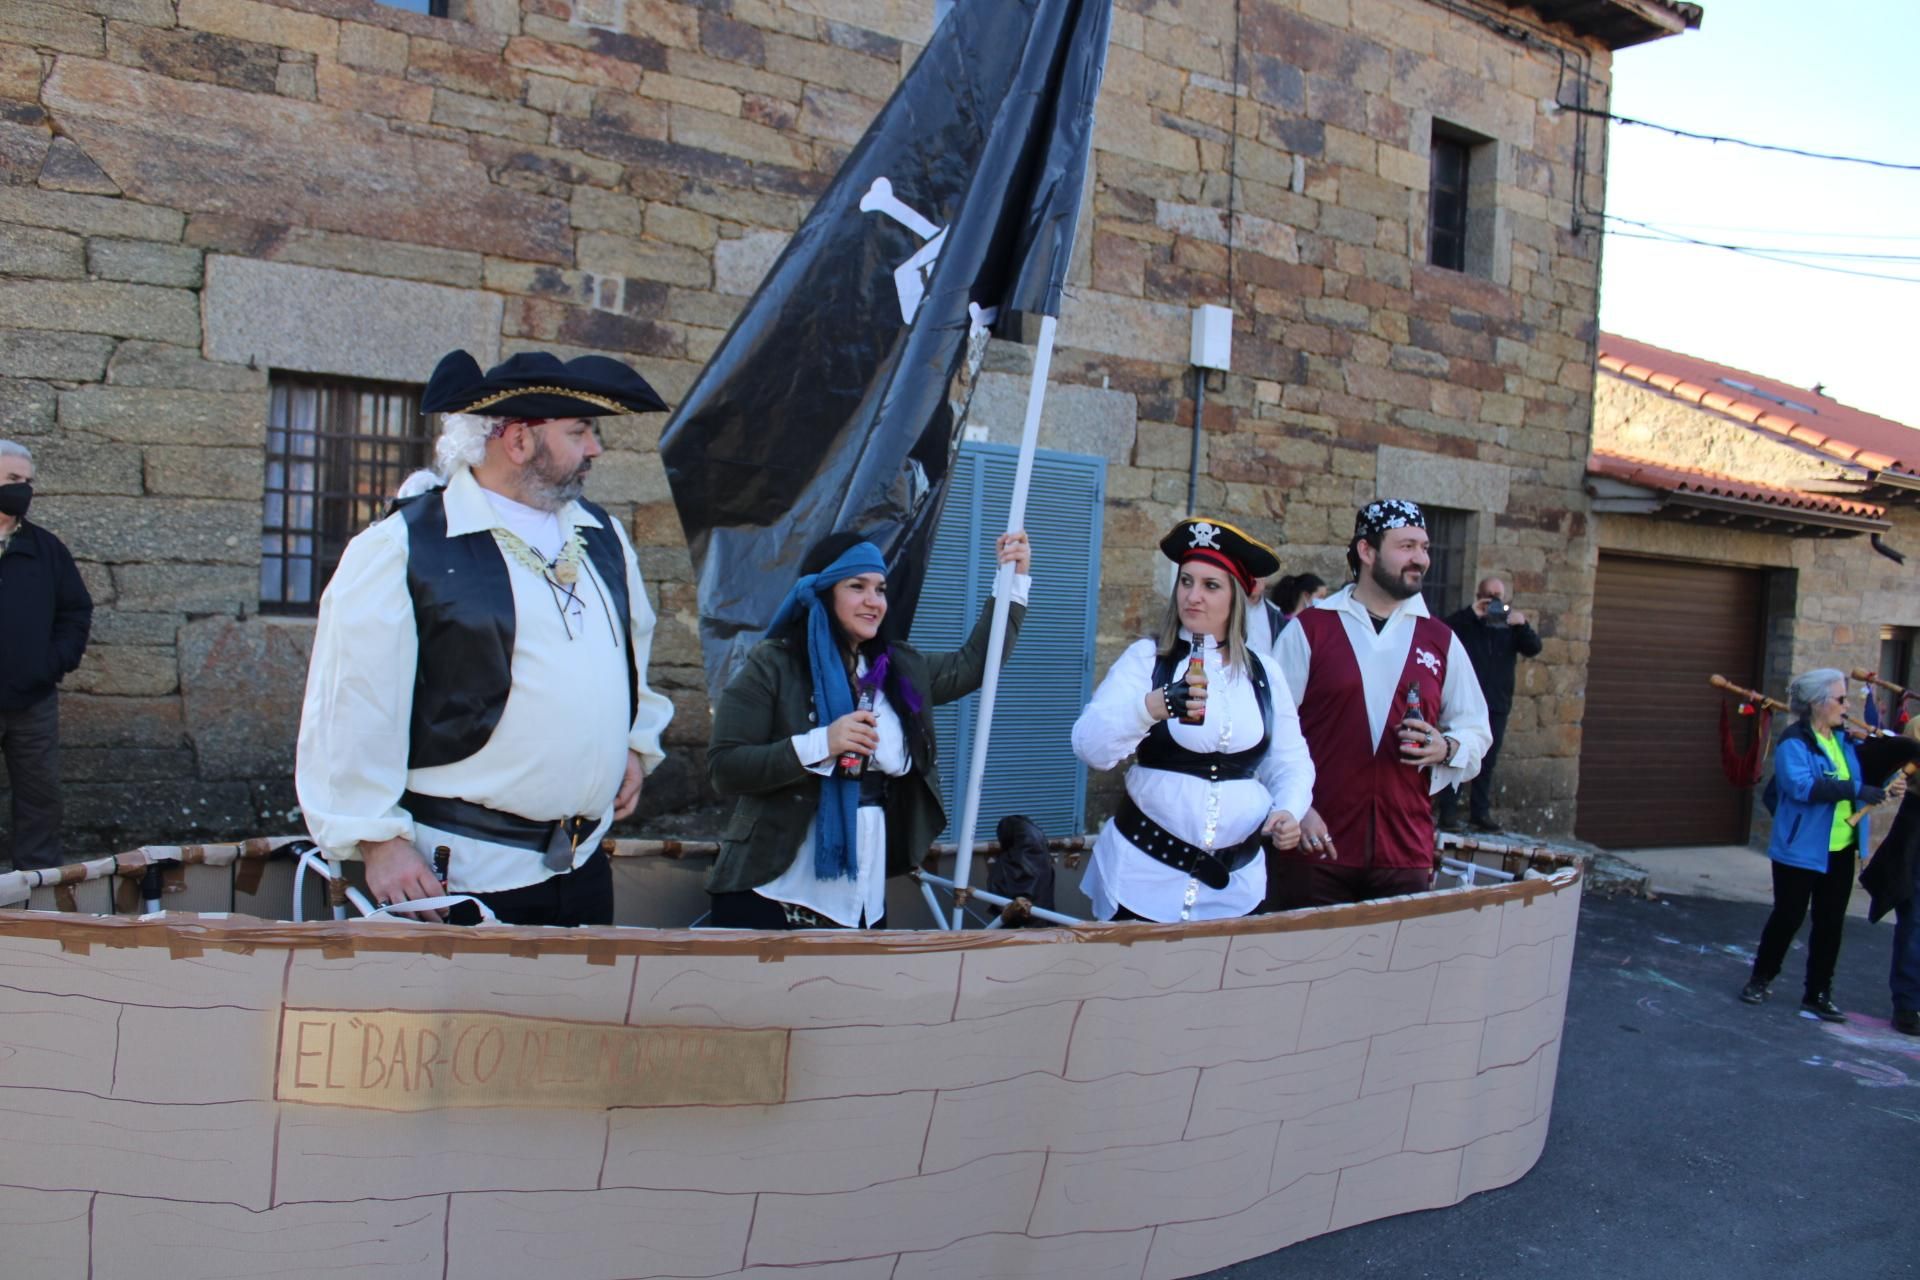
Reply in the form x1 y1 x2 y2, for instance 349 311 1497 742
705 529 1031 928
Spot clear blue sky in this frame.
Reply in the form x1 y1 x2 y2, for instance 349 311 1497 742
1599 0 1919 426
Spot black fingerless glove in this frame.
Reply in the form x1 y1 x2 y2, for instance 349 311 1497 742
1162 678 1194 721
1857 784 1887 806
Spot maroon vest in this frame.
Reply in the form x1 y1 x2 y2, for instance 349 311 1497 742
1293 608 1452 869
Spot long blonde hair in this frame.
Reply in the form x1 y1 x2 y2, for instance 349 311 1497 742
1155 571 1251 673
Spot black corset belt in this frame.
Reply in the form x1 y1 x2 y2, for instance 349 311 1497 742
1113 795 1264 892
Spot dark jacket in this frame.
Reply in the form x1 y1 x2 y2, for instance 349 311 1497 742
1857 736 1920 922
1444 605 1541 715
0 520 92 711
705 600 1024 895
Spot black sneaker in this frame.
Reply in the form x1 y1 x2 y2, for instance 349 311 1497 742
1467 816 1504 834
1739 979 1770 1005
1893 1009 1920 1036
1801 993 1847 1023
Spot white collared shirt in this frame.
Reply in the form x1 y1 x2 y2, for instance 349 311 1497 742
295 467 675 893
1269 584 1491 796
1073 634 1315 923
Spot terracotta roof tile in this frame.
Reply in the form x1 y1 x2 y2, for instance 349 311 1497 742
1598 334 1920 477
1587 450 1889 521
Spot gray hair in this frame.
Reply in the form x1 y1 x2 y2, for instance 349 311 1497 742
394 413 504 500
0 439 32 465
1788 668 1846 719
434 412 501 476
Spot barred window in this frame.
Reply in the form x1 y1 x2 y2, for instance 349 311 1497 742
1427 120 1495 277
262 373 428 615
1420 505 1473 618
1428 133 1470 272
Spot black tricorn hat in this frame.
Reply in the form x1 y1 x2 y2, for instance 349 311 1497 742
421 349 668 419
1158 516 1280 593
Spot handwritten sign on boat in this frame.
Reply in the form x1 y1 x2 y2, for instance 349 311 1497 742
275 1009 788 1111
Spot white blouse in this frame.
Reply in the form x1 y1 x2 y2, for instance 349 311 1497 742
1073 634 1315 922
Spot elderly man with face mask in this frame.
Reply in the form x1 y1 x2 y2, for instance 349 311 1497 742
295 351 675 926
0 440 93 872
1266 499 1491 910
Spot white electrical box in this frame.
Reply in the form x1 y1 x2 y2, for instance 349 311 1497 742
1190 304 1232 371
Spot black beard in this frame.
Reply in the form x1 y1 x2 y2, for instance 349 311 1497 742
1369 557 1423 601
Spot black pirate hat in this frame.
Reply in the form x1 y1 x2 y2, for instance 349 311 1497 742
1158 516 1279 593
421 349 668 419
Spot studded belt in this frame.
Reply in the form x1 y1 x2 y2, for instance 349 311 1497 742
1113 795 1264 892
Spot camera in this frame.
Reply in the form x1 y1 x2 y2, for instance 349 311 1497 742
1485 597 1510 621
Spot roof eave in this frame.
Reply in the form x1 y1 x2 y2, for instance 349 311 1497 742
1493 0 1702 50
1586 477 1887 537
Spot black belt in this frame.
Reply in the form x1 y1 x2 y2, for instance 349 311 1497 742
1135 755 1262 783
403 791 600 867
1113 795 1264 891
857 771 891 808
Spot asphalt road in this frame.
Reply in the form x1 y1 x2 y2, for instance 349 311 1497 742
1207 891 1916 1279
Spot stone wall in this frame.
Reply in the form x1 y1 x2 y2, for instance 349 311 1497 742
0 0 1621 853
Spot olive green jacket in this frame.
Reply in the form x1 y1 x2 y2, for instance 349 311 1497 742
705 600 1025 895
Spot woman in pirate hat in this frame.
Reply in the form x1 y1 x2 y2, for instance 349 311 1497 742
1071 517 1314 923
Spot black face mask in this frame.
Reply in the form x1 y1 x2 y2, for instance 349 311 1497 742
0 482 29 519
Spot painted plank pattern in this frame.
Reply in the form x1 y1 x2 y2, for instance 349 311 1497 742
0 875 1579 1279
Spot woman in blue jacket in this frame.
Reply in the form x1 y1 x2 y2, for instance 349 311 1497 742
1740 668 1905 1021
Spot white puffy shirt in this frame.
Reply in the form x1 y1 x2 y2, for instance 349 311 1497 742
294 468 675 894
1073 635 1315 922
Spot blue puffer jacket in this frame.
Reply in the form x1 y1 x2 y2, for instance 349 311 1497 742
1763 721 1880 871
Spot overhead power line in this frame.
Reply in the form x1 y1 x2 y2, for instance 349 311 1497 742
1607 217 1920 263
1557 103 1920 172
1604 222 1920 285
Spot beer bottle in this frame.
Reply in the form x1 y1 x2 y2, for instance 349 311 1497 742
1183 637 1209 725
836 688 875 778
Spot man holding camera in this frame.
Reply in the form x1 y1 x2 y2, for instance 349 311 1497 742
1441 577 1541 832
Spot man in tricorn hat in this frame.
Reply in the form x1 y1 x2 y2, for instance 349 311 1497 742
295 350 675 926
1265 499 1491 909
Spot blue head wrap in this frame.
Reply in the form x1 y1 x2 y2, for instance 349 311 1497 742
765 540 889 880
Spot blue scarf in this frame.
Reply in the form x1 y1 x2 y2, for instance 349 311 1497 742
765 541 889 880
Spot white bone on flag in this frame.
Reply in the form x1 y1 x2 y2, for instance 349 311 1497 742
661 0 1115 700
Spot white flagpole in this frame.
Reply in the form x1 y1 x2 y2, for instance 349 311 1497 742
947 312 1057 929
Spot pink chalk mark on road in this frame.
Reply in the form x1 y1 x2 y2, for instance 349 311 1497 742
1799 1014 1920 1088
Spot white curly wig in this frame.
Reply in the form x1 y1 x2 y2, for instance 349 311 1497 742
396 412 506 500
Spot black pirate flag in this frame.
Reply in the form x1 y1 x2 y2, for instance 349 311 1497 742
659 0 1112 698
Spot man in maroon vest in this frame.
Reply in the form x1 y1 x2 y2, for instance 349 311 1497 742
1266 500 1492 909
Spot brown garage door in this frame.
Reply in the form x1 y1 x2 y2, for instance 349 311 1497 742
1576 554 1765 848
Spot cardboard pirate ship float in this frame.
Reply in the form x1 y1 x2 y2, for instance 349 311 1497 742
0 836 1578 1279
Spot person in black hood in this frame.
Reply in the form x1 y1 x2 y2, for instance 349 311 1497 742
0 440 93 870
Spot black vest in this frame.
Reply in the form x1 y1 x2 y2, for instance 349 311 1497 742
397 488 636 769
1136 642 1273 782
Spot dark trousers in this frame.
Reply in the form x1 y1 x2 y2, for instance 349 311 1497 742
1892 853 1920 1013
708 890 883 930
1263 859 1433 911
1752 848 1854 998
449 847 613 927
0 695 63 871
1438 710 1508 826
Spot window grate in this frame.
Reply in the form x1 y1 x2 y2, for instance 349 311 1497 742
262 374 428 615
1420 506 1472 619
1428 134 1470 273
